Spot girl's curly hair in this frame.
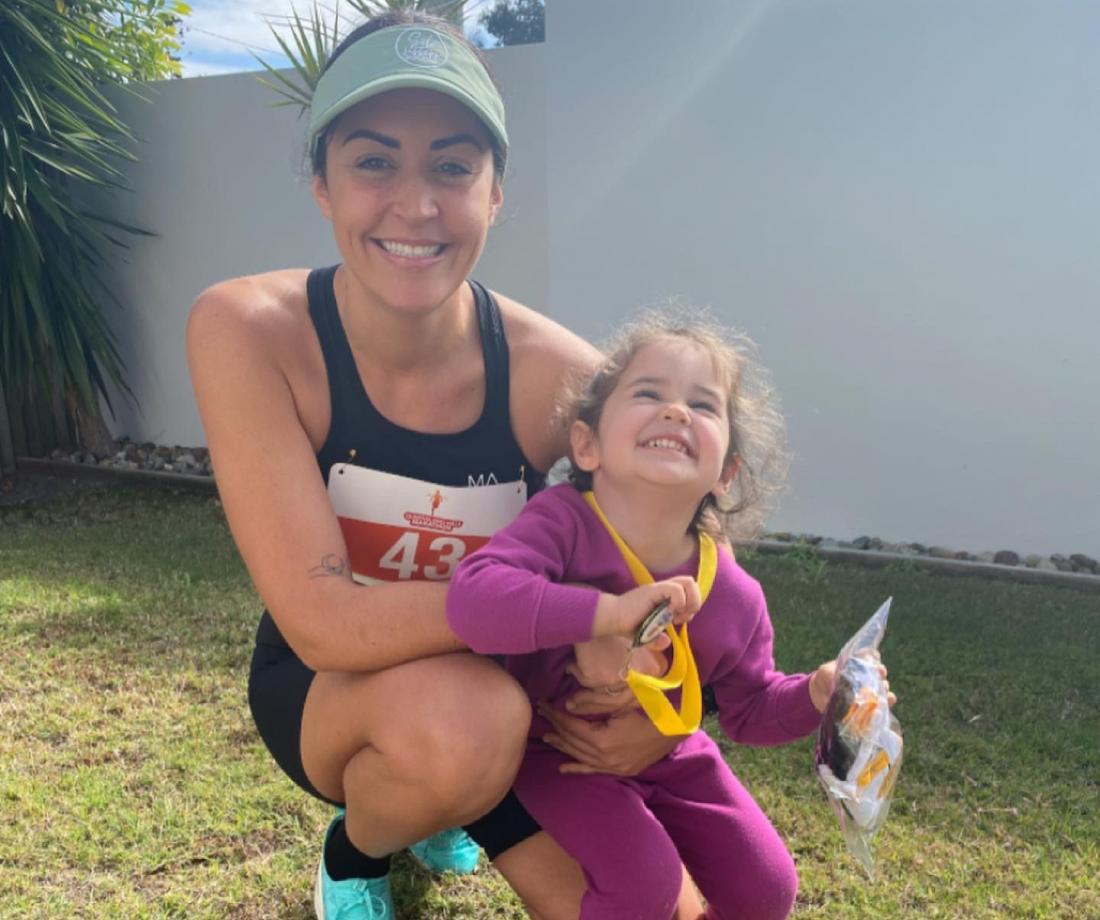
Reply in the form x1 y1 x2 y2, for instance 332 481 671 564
561 305 790 542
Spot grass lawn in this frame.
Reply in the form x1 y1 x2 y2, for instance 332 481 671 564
1 484 1097 919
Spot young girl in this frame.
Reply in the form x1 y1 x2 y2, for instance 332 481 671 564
447 311 838 920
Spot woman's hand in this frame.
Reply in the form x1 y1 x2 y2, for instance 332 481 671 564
537 704 685 776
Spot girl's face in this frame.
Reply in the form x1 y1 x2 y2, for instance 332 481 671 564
312 87 502 316
572 339 737 501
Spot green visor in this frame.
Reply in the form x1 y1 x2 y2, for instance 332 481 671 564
309 25 508 159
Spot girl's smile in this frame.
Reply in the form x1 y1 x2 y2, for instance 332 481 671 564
572 338 736 503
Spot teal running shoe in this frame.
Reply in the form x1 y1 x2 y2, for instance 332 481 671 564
314 813 393 919
408 827 481 875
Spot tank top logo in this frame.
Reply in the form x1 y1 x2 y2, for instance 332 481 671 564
395 29 448 68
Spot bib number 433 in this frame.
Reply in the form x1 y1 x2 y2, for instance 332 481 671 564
378 532 466 581
338 517 490 583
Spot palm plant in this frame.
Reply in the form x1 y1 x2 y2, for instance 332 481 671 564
255 0 466 116
0 0 186 474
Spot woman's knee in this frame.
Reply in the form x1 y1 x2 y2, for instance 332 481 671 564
390 659 531 813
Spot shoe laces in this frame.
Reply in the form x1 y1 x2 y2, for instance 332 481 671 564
331 881 389 920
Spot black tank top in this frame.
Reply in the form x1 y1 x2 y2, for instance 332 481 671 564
255 264 546 649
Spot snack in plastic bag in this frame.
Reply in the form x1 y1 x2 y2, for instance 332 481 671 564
815 597 902 876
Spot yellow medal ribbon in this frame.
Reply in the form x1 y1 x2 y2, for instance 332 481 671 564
583 491 716 736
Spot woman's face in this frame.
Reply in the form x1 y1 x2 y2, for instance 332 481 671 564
312 87 503 316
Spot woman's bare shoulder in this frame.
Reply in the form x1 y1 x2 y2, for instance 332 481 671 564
189 269 312 335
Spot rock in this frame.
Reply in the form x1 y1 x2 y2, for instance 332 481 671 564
928 546 956 559
993 550 1020 566
852 536 871 550
1070 554 1098 572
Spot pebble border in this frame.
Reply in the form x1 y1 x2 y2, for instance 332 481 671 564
17 443 1100 594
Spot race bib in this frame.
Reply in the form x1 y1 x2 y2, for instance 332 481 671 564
327 464 527 585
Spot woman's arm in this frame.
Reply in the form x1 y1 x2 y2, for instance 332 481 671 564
187 281 461 673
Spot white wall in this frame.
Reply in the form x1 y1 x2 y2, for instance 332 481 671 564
95 1 1099 557
544 0 1100 557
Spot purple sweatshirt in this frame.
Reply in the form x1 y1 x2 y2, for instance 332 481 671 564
447 483 821 745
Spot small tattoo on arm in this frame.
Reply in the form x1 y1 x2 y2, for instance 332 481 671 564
309 554 349 579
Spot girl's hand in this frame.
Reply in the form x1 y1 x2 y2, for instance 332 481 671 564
537 703 685 776
595 576 701 639
809 659 837 713
808 657 896 713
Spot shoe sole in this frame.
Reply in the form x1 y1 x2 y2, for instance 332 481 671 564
313 859 326 919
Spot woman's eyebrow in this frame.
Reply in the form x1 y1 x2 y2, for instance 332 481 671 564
343 128 399 148
431 133 485 151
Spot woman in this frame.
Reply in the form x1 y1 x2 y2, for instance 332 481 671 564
187 11 703 920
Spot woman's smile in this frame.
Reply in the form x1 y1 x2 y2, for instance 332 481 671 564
373 238 448 263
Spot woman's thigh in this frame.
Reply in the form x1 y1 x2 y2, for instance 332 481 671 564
300 651 531 804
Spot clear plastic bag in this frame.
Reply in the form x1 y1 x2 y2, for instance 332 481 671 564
815 597 902 876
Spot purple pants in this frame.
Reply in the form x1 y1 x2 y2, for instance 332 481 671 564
514 731 798 920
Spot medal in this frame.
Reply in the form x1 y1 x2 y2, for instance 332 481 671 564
583 491 715 736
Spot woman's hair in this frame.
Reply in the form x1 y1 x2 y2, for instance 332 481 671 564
563 306 790 542
310 11 508 179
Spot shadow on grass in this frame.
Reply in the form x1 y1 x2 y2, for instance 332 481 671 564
1 487 256 672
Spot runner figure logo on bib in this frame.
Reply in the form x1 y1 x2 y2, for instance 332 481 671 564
328 464 527 584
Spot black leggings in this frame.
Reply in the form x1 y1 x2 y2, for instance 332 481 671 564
247 633 540 860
